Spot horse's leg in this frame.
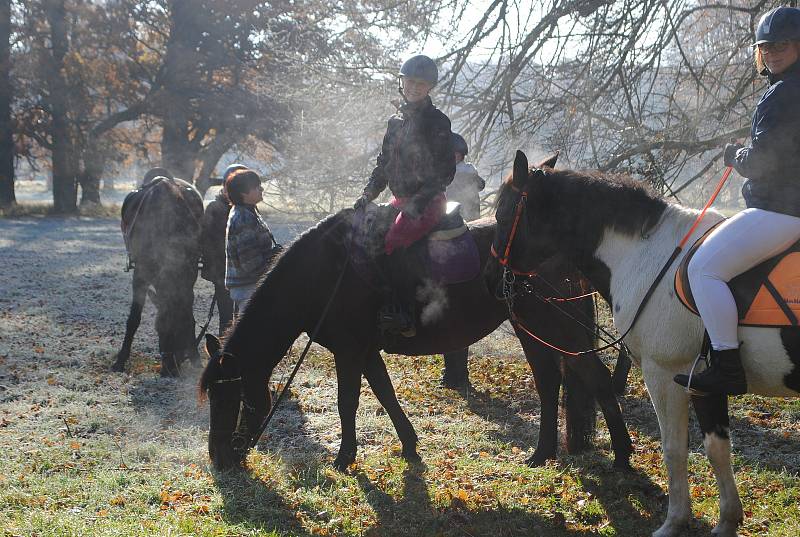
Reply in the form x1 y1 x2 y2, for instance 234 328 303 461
642 360 692 537
517 333 562 466
362 351 420 462
563 353 633 470
112 271 148 372
442 348 469 389
562 365 597 454
154 298 180 377
332 353 364 471
691 394 742 537
612 344 632 396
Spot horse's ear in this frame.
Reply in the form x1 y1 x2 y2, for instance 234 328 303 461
535 151 559 169
512 150 529 187
205 334 221 358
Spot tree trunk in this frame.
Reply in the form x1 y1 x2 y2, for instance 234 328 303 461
161 106 196 181
160 0 198 182
45 0 77 213
78 142 103 205
0 0 15 207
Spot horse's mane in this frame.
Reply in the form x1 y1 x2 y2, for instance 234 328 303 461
261 210 350 280
218 210 351 341
499 167 668 238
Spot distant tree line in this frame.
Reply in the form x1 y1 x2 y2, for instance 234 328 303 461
0 1 791 212
0 0 445 212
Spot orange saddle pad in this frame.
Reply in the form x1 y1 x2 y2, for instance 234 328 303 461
675 224 800 327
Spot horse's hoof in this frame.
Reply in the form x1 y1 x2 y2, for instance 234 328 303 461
110 358 125 372
526 451 555 467
652 519 690 537
332 457 354 472
402 448 422 463
711 518 741 537
613 458 634 472
332 450 356 472
159 366 179 378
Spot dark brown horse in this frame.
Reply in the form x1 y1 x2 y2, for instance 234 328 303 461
199 180 633 472
112 176 204 376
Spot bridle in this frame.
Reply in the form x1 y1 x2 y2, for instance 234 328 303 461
490 169 629 357
490 164 735 360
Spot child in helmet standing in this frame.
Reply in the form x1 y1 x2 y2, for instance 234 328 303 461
441 132 485 388
354 54 455 336
446 132 485 221
674 7 800 395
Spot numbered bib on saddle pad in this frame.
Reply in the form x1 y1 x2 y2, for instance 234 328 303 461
675 223 800 327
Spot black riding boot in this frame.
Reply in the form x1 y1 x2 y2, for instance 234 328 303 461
673 348 747 395
377 293 416 337
375 252 417 338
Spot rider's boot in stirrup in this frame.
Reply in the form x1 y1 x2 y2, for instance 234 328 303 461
377 299 416 338
673 348 747 395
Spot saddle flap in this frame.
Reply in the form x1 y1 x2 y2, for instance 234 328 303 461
675 225 800 327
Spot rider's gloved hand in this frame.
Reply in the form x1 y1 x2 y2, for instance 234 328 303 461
723 143 743 167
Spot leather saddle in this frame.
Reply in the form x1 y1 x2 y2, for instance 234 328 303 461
675 222 800 327
350 201 480 286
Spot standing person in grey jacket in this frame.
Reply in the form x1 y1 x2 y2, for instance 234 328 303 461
445 133 485 221
200 164 247 333
224 169 278 314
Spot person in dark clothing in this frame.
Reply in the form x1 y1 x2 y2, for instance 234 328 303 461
674 6 800 395
199 164 247 334
353 54 456 336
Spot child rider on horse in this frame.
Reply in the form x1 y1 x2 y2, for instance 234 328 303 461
353 54 456 337
675 6 800 396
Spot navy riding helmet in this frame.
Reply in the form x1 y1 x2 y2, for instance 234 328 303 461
451 132 469 156
399 55 438 87
754 6 800 45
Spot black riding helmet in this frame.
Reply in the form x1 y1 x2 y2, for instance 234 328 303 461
451 132 468 156
399 55 438 87
754 6 800 45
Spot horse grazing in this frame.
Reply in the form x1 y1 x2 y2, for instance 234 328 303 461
199 157 633 473
493 150 800 537
112 176 205 377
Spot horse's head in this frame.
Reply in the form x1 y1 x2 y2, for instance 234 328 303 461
199 333 272 470
489 150 563 285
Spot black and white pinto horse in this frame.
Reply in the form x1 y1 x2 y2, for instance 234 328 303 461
112 177 205 376
491 151 800 537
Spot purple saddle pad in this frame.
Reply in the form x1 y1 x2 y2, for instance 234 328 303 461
425 231 480 284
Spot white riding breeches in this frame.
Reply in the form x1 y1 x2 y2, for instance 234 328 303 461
688 208 800 350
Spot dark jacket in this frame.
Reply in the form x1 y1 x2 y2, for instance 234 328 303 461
225 205 276 289
363 96 455 212
734 60 800 217
200 192 231 284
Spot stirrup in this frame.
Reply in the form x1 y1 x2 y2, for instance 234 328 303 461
685 352 711 397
